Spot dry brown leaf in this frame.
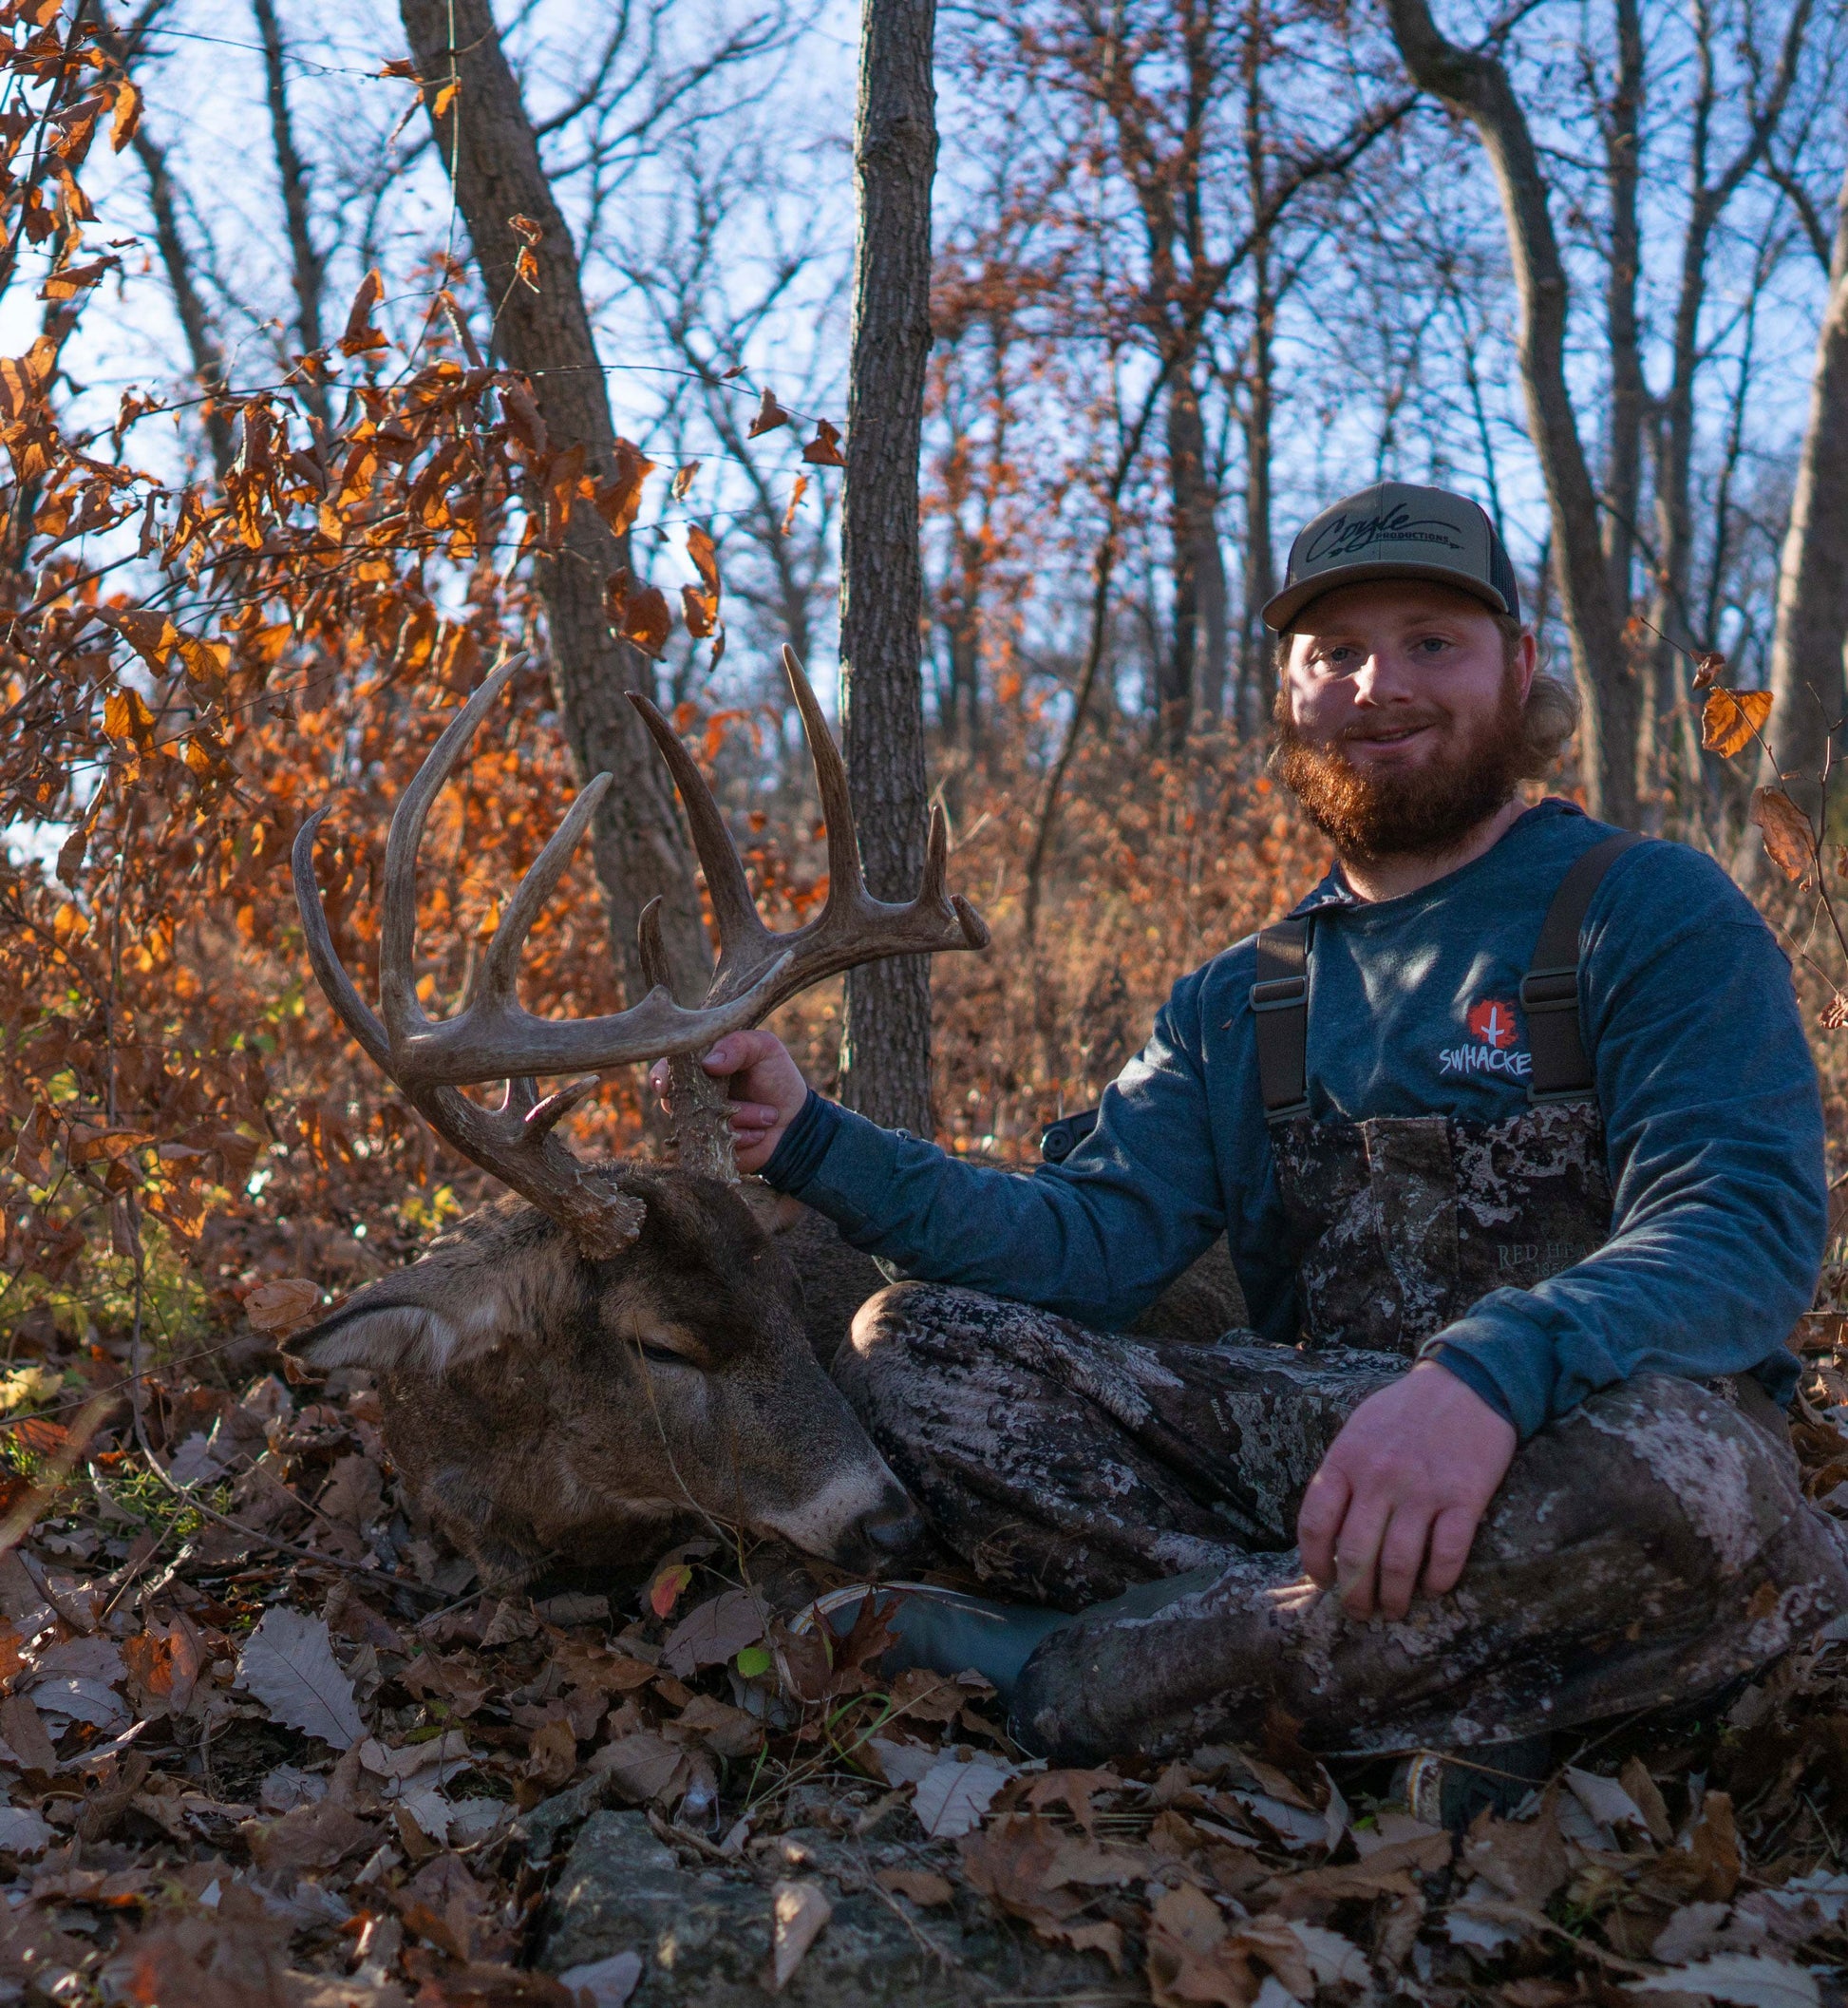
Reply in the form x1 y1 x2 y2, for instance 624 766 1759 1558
672 1693 763 1759
604 569 671 658
339 269 389 357
747 388 793 438
801 419 843 466
661 1588 764 1676
1146 1882 1247 2007
1701 686 1772 757
1461 1799 1567 1904
768 1879 831 1992
245 1278 322 1334
876 1866 953 1907
669 461 700 501
1693 650 1727 690
1751 787 1813 883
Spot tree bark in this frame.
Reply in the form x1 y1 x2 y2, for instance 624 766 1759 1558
398 0 711 1009
838 0 939 1137
131 126 236 479
1645 0 1810 802
1766 166 1848 809
1385 0 1638 827
1599 0 1646 621
1161 371 1229 747
251 0 330 428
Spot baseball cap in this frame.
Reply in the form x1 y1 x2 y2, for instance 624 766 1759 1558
1262 482 1520 632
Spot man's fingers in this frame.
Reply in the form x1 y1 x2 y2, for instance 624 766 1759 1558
703 1029 780 1077
1373 1506 1433 1622
1296 1466 1352 1586
1332 1494 1390 1618
1421 1504 1481 1601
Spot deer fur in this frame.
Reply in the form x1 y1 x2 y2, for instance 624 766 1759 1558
288 1166 922 1594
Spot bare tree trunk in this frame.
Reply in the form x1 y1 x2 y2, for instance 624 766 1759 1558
398 0 711 1009
130 127 236 479
1646 0 1810 805
838 0 938 1137
1161 371 1228 747
1386 0 1638 827
1767 167 1848 809
251 0 330 428
1599 0 1646 618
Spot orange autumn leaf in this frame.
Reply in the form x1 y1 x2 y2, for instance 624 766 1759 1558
1750 786 1813 883
1700 687 1771 759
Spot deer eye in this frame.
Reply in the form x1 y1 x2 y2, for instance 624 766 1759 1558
633 1338 692 1370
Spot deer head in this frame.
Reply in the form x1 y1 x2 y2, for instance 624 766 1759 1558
286 647 989 1591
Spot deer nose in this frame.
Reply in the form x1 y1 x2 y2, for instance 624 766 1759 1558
859 1497 926 1561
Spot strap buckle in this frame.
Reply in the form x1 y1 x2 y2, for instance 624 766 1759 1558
1250 976 1307 1013
1518 965 1578 1013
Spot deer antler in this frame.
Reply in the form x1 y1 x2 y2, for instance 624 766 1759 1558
294 646 992 1225
292 654 791 1253
627 646 991 1015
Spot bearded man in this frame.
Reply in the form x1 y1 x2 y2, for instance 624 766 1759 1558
670 482 1848 1803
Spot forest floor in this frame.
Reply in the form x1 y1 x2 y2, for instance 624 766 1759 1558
2 1317 1848 2008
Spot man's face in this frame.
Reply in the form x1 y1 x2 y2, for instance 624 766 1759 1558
1273 581 1537 862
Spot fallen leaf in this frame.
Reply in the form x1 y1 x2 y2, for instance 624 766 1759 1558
769 1878 831 1991
877 1866 952 1907
913 1752 1017 1838
0 1807 54 1855
590 1731 687 1807
672 1693 762 1759
1628 1953 1820 2008
662 1588 764 1676
235 1606 367 1750
556 1951 642 2008
1701 687 1772 758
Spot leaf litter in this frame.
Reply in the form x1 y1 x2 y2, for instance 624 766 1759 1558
1 1354 1848 2002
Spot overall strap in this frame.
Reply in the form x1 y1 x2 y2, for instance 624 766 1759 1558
1520 831 1645 1104
1252 918 1311 1120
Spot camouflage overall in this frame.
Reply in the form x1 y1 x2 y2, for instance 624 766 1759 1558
836 838 1848 1761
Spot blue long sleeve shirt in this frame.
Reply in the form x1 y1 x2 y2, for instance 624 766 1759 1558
763 800 1825 1439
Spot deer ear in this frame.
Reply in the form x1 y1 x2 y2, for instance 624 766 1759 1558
288 1295 457 1376
286 1261 528 1377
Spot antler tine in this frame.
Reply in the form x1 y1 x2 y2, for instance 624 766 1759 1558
626 690 774 994
475 769 613 1005
295 801 645 1256
380 652 528 1046
292 805 392 1074
782 644 866 911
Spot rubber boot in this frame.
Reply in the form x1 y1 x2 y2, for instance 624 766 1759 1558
1393 1733 1554 1829
805 1582 1071 1703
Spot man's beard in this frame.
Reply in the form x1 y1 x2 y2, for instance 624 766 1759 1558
1272 669 1528 863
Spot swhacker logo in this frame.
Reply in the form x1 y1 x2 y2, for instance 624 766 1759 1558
1440 997 1530 1078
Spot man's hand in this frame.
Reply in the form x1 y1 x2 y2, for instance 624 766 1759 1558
1296 1360 1517 1620
648 1030 810 1175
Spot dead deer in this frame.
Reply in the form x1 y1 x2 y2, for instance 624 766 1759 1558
286 646 990 1594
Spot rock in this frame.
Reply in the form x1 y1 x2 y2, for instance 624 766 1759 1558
537 1811 1122 2007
